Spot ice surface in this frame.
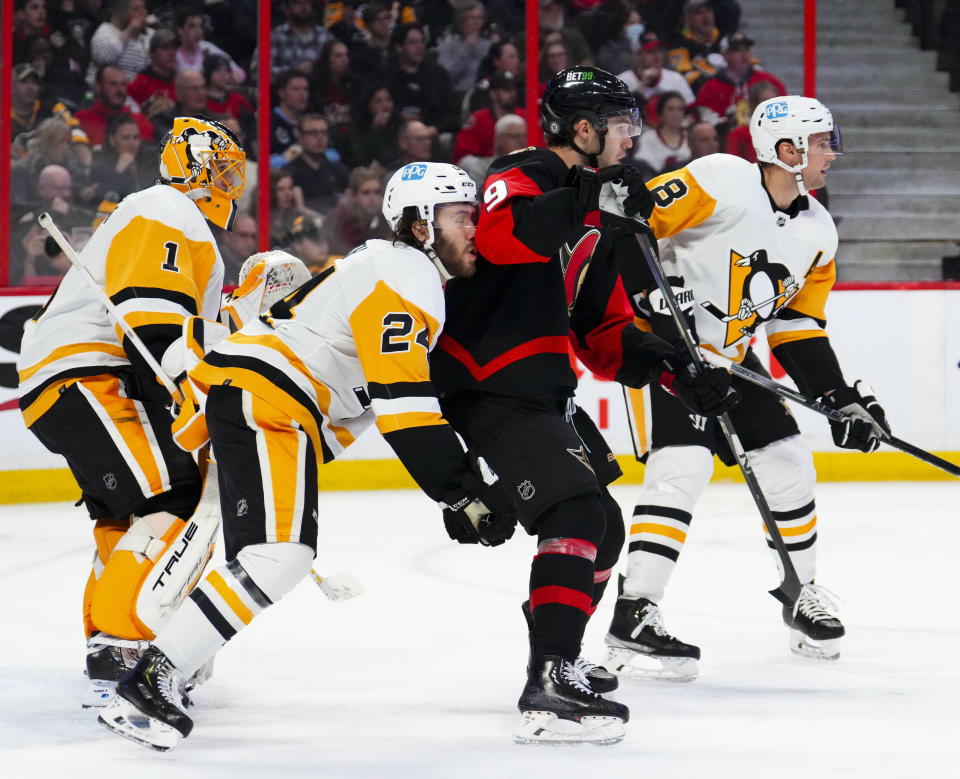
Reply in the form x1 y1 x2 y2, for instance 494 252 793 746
1 482 957 778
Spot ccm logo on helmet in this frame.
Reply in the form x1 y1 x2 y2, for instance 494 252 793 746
401 164 428 180
765 101 789 119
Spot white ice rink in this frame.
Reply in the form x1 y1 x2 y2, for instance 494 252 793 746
1 481 958 779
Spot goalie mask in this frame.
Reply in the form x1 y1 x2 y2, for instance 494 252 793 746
750 96 842 197
159 116 246 230
222 250 312 331
382 162 477 281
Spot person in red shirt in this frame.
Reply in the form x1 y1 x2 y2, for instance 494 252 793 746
725 80 782 163
76 65 156 147
452 70 526 164
127 29 178 114
204 54 253 120
695 32 786 136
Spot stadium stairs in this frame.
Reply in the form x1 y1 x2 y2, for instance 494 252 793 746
738 0 960 280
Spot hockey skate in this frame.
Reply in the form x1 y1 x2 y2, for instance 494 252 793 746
604 595 701 682
521 600 618 693
515 655 628 745
83 634 149 709
98 646 193 751
83 634 213 709
784 582 844 660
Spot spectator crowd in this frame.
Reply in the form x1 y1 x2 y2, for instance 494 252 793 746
8 0 789 286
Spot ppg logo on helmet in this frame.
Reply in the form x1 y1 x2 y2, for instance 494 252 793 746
401 164 428 181
765 101 789 119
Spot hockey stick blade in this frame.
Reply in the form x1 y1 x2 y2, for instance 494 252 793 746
700 350 960 479
632 229 802 607
310 569 364 601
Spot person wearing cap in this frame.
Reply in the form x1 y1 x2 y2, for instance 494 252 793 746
127 28 179 112
618 31 695 111
11 63 44 139
695 31 786 135
666 0 723 94
76 64 156 147
452 70 527 164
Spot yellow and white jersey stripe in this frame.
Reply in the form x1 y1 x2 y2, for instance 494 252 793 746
18 184 223 423
191 239 446 463
645 154 839 362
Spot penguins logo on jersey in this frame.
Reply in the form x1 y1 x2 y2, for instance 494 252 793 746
700 248 799 347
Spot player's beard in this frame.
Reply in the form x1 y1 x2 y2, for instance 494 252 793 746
433 229 476 279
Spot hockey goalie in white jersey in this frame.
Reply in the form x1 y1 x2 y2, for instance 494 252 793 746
604 96 892 679
98 162 521 751
17 117 245 707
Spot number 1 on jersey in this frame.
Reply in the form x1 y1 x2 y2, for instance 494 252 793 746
161 241 180 273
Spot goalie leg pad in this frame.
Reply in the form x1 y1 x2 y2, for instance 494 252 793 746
90 508 218 640
84 518 133 638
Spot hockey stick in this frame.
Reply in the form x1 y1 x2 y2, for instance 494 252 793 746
632 229 802 608
310 568 364 601
38 212 184 405
700 350 960 479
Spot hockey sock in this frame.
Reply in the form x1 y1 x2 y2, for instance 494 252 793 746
592 488 625 607
624 446 712 602
529 494 606 659
155 542 313 675
750 435 817 583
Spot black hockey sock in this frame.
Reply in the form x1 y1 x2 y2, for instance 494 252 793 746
592 487 625 607
529 494 606 658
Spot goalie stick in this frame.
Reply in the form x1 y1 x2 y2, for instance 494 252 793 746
699 350 960 479
38 212 184 405
632 228 803 608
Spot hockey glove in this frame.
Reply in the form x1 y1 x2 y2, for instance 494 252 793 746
822 380 890 453
655 348 740 417
442 469 520 547
597 164 656 219
567 165 603 221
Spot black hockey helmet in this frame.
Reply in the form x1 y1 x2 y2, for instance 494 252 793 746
540 66 640 145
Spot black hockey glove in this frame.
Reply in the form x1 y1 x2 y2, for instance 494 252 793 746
597 164 656 219
821 380 890 453
442 464 520 547
567 164 603 221
654 347 740 417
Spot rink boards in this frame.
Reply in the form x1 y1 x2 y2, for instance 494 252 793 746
2 286 959 502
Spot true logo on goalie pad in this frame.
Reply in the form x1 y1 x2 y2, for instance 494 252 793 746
151 522 199 591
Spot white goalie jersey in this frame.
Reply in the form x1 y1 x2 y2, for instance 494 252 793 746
18 184 224 426
644 153 839 362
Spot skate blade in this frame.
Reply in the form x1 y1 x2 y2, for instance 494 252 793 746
605 646 699 682
789 630 841 661
82 680 116 709
514 711 625 745
98 697 183 752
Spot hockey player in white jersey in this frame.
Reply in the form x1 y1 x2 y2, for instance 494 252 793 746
17 117 245 706
98 162 521 751
604 96 891 679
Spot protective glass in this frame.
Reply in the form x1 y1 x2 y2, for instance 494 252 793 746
605 112 642 139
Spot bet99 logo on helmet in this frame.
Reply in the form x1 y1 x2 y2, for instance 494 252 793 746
401 164 428 181
765 101 789 119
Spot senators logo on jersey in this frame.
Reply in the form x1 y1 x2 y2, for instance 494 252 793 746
700 247 800 347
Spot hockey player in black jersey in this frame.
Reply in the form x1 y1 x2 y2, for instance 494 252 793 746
431 67 737 744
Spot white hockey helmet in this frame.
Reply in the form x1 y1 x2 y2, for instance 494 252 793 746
750 96 842 195
382 162 477 280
